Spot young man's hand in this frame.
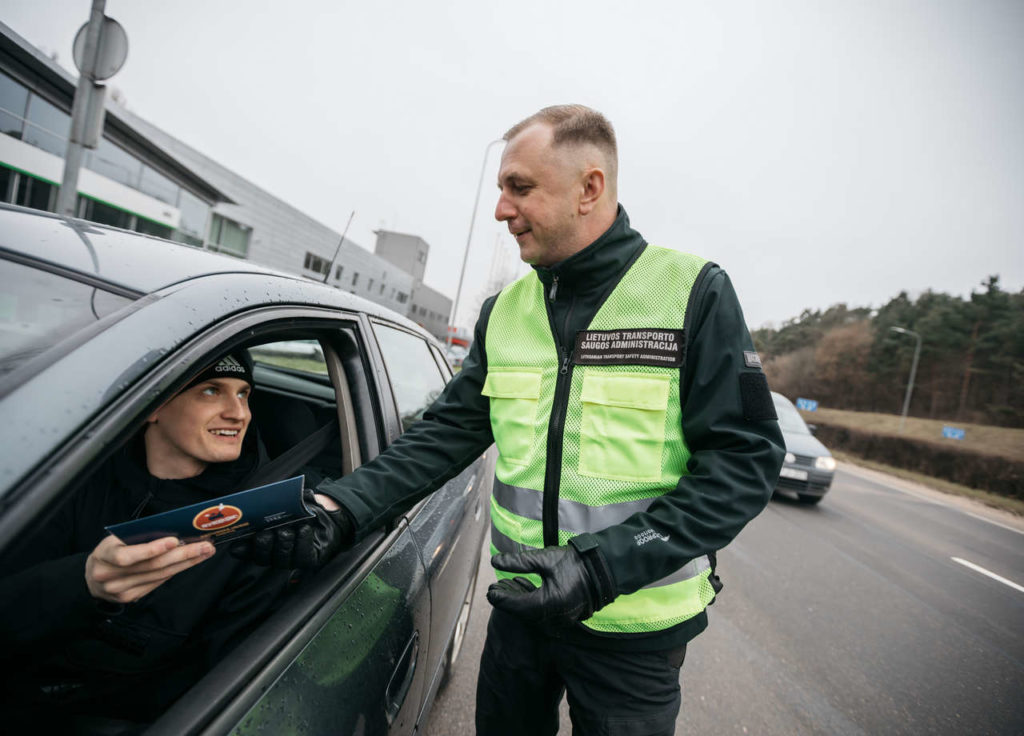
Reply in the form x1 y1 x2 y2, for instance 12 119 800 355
85 535 215 604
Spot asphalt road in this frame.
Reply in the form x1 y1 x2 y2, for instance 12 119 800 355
424 464 1024 735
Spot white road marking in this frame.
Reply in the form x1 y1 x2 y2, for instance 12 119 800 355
963 511 1024 536
951 557 1024 594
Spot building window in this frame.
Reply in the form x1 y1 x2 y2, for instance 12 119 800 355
0 71 30 140
335 265 344 280
23 93 70 157
210 214 251 258
380 284 385 295
0 166 56 212
134 217 173 239
303 251 330 275
352 272 359 287
367 278 374 292
78 195 133 230
396 291 408 304
85 137 144 189
172 188 209 248
138 164 179 206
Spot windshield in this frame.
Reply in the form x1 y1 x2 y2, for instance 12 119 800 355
772 394 811 435
0 258 132 378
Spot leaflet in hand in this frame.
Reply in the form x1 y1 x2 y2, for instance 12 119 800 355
105 475 313 545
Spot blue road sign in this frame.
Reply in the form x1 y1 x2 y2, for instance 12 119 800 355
942 426 966 440
796 397 818 412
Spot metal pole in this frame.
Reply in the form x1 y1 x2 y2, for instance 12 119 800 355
324 210 355 284
890 327 922 433
57 0 106 217
447 138 504 349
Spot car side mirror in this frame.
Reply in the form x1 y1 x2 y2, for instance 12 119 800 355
806 424 817 435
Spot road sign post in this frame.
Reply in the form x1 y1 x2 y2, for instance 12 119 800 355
56 0 128 217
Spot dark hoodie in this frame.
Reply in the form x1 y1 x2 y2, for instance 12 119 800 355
0 429 291 724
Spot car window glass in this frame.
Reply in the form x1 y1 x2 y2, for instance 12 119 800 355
249 339 329 376
373 324 446 431
772 396 810 435
0 258 132 377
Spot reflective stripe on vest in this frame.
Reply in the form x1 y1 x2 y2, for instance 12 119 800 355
484 245 714 634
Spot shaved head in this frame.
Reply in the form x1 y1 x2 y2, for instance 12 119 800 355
495 105 620 265
503 104 618 199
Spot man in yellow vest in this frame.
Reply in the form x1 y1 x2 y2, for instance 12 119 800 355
315 105 785 735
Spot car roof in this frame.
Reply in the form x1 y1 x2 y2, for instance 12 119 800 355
0 203 279 294
0 204 429 332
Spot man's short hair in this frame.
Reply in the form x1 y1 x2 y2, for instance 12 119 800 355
504 104 618 178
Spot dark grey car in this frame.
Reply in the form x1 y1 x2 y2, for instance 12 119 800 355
0 204 491 734
770 392 836 505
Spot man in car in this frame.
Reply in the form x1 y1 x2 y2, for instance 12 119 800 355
0 350 345 730
305 105 785 734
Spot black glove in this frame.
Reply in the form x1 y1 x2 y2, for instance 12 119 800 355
231 491 354 571
487 537 616 627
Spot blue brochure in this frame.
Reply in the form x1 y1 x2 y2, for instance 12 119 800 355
105 475 313 546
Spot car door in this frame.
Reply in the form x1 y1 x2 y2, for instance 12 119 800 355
369 321 491 724
0 271 433 735
147 316 433 736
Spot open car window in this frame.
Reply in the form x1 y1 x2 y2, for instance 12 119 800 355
0 326 368 734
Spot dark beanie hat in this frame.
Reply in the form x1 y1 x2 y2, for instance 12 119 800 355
188 349 254 389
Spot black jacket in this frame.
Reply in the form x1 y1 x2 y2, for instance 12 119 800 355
319 206 784 651
0 432 292 724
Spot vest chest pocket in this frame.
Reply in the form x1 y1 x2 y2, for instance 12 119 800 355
579 371 671 482
482 369 543 466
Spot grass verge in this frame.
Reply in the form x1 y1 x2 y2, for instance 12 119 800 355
801 407 1024 462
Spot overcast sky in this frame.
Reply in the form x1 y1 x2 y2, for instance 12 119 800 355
5 0 1022 330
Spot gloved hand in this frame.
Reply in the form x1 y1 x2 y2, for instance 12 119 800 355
487 538 616 627
231 491 354 570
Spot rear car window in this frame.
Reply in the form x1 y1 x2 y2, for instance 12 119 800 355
772 395 811 435
373 324 447 431
0 258 132 377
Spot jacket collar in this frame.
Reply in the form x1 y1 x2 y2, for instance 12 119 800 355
533 205 646 296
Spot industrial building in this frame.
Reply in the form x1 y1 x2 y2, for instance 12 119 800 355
0 21 452 341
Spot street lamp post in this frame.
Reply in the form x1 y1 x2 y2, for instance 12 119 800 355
890 326 921 433
447 138 505 350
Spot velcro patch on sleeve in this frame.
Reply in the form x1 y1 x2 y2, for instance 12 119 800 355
739 372 777 421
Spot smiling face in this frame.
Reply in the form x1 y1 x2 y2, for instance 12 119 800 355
145 377 252 479
494 123 590 267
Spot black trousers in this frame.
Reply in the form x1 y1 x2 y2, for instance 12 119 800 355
476 609 687 736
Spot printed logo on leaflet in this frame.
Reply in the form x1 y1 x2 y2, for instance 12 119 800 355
634 529 670 546
193 503 243 531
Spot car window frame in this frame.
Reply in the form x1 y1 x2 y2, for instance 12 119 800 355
367 317 449 443
0 307 383 559
0 249 144 400
0 304 417 734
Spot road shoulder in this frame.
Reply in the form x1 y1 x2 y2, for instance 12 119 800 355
837 461 1024 533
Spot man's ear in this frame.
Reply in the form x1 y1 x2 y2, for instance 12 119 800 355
578 168 606 215
148 403 167 424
